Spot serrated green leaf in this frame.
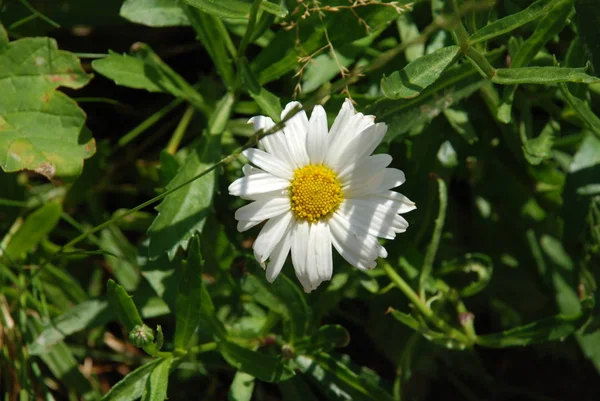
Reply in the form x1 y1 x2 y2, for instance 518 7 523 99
141 357 172 401
120 0 190 27
239 57 282 120
0 26 95 180
184 5 236 87
2 202 61 261
100 358 164 401
228 371 255 401
147 130 221 260
470 0 554 44
174 236 203 349
92 45 206 111
575 0 600 74
477 298 594 347
369 48 503 142
184 0 287 19
492 66 600 85
381 45 461 99
219 341 295 383
522 120 558 165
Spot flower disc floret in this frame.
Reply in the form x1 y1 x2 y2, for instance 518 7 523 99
290 164 343 222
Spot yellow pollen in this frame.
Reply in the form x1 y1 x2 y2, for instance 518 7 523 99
290 164 343 223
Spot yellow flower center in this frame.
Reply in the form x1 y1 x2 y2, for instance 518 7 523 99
290 164 343 223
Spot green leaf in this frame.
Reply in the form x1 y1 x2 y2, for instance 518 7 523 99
184 0 287 19
522 120 558 165
228 371 255 401
184 5 236 88
470 0 554 44
491 66 600 85
387 309 421 331
107 279 144 332
141 357 172 401
574 0 600 74
443 108 478 143
239 57 282 121
369 48 504 142
146 129 221 260
296 325 350 354
242 272 311 342
2 202 61 260
174 236 204 349
100 227 140 291
381 45 461 99
100 358 164 401
559 83 600 138
438 253 494 297
0 26 95 180
219 341 295 383
120 0 190 27
477 298 594 347
92 45 206 111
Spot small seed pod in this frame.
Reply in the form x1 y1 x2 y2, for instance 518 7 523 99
129 324 154 348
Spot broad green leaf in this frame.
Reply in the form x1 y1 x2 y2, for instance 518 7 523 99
498 0 573 122
228 371 255 401
476 298 594 347
107 279 144 331
101 358 164 401
370 48 503 142
28 299 112 355
184 0 287 19
141 357 172 401
491 66 600 85
120 0 190 27
470 0 554 44
174 236 204 349
297 353 395 401
184 5 236 88
146 129 221 260
0 25 95 180
522 120 558 165
219 341 295 383
239 57 282 121
100 227 140 291
381 45 461 99
92 45 206 111
2 202 61 261
242 272 311 342
574 0 600 74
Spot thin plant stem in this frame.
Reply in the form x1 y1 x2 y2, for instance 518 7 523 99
189 342 218 354
18 0 60 28
237 0 262 58
166 105 195 155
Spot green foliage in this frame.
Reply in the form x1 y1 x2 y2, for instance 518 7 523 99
2 0 600 400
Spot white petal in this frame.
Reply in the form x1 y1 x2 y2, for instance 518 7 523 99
291 220 312 292
237 220 263 232
243 148 294 180
282 101 310 167
337 198 409 239
329 212 384 270
253 212 294 264
242 164 262 176
338 154 392 184
228 173 290 197
266 229 292 282
332 123 387 171
251 115 297 168
376 168 406 191
306 105 328 164
342 169 386 198
234 197 290 221
312 221 333 284
364 191 416 213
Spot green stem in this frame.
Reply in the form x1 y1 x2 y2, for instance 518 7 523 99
189 342 218 354
18 0 60 28
466 47 497 79
451 0 471 53
419 178 447 299
0 198 29 207
237 0 262 59
166 105 195 155
117 98 184 149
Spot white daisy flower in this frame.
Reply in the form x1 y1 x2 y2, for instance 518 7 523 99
229 99 416 293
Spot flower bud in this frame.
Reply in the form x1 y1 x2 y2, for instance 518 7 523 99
129 324 154 348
